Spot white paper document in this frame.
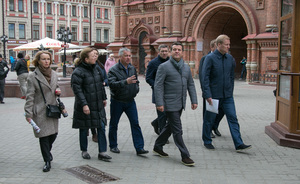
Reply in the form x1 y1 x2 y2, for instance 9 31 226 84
206 99 219 114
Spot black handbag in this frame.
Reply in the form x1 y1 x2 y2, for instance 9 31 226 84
37 79 61 119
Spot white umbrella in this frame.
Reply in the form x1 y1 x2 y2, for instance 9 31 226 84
13 37 80 51
56 49 82 55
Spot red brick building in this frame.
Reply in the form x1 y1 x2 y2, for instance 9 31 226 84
108 0 279 84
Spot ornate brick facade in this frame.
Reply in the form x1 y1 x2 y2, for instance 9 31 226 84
108 0 279 84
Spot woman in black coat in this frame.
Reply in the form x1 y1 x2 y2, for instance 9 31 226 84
71 47 111 161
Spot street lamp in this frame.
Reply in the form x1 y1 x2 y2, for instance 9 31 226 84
57 27 72 77
1 35 8 60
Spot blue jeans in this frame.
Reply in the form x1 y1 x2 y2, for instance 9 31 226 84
202 97 244 149
108 99 144 151
79 121 107 153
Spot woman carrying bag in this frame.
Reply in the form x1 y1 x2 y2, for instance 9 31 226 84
24 51 60 172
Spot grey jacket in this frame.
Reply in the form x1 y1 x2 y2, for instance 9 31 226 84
24 68 59 138
154 59 198 111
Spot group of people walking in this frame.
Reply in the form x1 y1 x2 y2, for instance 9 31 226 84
21 34 251 172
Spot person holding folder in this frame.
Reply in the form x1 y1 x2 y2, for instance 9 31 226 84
201 35 251 152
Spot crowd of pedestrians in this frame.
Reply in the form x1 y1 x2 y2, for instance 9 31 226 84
0 34 253 172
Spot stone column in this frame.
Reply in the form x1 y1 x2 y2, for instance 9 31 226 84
114 7 120 41
66 3 71 28
172 0 181 37
164 0 172 36
54 2 59 39
119 8 127 41
250 41 258 81
41 0 45 38
265 1 278 32
159 4 165 38
78 4 83 41
245 41 252 82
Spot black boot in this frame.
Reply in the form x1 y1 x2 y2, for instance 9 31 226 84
43 161 51 172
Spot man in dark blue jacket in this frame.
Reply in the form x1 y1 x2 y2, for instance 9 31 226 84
199 39 223 138
146 44 169 135
108 47 148 155
201 34 251 152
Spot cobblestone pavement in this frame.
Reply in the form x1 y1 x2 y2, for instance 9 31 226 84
0 72 299 184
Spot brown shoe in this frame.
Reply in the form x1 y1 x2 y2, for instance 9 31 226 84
153 148 169 157
92 134 98 142
182 157 195 166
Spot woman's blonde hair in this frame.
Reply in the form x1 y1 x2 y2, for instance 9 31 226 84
32 51 53 67
74 47 98 66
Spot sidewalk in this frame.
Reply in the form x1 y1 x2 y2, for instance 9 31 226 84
0 73 299 184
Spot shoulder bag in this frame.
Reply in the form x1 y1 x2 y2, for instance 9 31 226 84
37 79 61 119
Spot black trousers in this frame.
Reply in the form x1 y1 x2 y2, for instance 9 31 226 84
39 133 57 162
0 79 5 102
154 109 190 159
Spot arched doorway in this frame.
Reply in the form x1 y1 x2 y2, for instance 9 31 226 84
198 7 248 77
138 31 147 75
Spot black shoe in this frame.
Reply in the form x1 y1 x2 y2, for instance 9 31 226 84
236 144 252 152
213 129 221 136
153 148 169 157
204 144 215 150
137 149 149 155
110 147 120 153
98 153 112 161
211 132 215 138
43 162 51 172
182 157 195 166
151 120 159 135
82 151 91 159
0 101 5 104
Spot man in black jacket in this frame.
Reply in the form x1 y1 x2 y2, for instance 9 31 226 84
108 47 148 155
145 44 169 135
0 54 9 104
15 53 29 99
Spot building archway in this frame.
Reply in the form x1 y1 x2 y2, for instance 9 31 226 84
198 7 248 77
184 0 258 77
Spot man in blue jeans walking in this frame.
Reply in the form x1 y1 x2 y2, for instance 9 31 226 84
108 47 148 155
201 34 252 152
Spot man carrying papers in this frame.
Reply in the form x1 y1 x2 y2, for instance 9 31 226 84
201 34 251 152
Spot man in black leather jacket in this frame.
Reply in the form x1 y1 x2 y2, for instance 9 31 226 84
108 47 149 155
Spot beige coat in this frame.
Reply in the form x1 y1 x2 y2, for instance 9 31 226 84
24 68 59 138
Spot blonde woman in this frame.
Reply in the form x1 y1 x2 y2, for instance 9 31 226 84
24 51 60 172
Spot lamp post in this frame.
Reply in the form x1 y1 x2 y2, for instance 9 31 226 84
1 35 8 60
57 27 72 77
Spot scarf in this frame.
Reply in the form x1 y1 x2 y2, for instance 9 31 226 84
170 56 184 74
38 65 52 84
